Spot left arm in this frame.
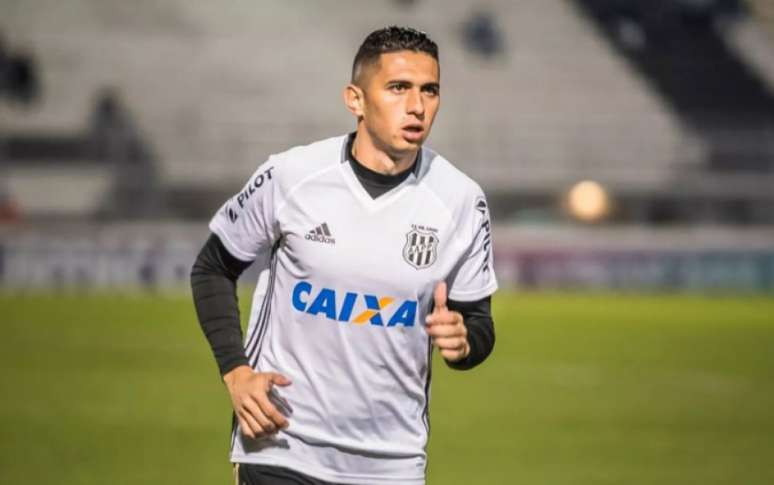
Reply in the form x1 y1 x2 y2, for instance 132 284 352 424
427 189 498 370
425 282 495 370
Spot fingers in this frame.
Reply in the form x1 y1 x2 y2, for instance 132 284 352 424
426 306 463 329
237 415 256 439
433 333 470 362
268 373 292 387
425 312 453 326
236 395 274 437
238 395 285 438
238 406 264 438
237 398 271 439
432 336 467 349
426 320 465 338
440 345 469 362
432 281 447 312
255 391 289 430
432 335 468 359
229 371 292 440
246 395 278 433
424 296 469 362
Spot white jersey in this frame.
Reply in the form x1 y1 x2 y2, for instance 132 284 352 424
209 134 497 485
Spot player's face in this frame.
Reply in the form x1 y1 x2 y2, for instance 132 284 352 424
360 51 440 157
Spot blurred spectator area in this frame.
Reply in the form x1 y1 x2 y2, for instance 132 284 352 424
1 0 774 223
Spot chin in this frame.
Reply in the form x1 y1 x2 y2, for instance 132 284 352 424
394 135 425 152
388 144 419 160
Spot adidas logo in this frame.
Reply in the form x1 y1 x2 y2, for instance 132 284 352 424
305 223 336 245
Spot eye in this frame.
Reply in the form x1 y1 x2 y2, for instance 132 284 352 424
389 83 409 93
422 85 439 96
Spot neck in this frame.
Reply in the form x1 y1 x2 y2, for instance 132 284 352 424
352 124 418 175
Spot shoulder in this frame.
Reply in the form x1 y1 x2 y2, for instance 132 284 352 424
417 145 487 218
264 134 346 189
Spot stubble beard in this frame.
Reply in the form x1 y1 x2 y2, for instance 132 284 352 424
365 124 420 163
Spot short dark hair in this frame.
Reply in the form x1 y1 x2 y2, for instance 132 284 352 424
351 26 439 84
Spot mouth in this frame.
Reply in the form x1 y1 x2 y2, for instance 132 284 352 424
401 124 425 142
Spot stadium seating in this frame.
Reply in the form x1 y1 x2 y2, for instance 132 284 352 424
1 0 773 221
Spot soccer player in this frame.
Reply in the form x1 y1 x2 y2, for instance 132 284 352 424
191 26 497 485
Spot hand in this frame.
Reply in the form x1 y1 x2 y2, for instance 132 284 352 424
425 281 470 363
222 365 291 439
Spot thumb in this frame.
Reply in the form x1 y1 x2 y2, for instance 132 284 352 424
433 281 448 312
269 373 292 387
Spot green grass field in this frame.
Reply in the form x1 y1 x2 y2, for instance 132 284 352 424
1 291 773 485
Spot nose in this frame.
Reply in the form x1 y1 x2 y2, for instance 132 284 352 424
406 88 425 118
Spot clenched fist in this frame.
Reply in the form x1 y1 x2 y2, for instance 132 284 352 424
425 281 470 362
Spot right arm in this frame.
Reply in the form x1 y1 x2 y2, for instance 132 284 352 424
190 160 289 438
190 233 290 438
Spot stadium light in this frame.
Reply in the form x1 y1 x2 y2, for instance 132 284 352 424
566 180 612 223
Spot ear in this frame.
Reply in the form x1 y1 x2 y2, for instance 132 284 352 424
343 84 365 118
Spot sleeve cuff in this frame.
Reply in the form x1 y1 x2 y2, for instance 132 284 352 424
209 221 256 263
218 356 250 378
447 280 498 302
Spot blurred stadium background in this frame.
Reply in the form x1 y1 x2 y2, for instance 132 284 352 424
1 1 773 484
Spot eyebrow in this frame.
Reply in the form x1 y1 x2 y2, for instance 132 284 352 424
384 79 440 89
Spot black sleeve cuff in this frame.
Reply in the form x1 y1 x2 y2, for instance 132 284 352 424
444 296 495 371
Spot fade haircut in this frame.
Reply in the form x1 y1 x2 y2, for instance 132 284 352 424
351 26 439 86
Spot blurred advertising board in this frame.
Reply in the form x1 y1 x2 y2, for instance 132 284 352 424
1 224 773 291
496 249 774 291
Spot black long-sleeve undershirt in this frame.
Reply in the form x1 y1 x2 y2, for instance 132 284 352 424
190 234 252 376
445 296 495 370
190 234 495 376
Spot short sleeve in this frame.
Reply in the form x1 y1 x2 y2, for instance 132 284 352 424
208 160 279 262
447 192 498 301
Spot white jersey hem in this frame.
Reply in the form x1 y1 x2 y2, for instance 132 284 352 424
230 453 426 485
